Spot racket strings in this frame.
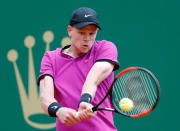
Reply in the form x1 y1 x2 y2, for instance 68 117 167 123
133 71 152 112
128 71 154 112
112 70 157 115
139 71 156 106
123 71 149 114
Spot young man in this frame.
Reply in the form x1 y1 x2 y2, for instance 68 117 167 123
38 7 119 131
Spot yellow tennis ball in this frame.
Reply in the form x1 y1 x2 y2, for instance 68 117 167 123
119 98 134 112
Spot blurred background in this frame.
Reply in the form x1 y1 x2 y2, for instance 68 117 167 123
0 0 179 130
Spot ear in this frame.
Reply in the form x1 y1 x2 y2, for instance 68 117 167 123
67 25 73 37
96 28 99 33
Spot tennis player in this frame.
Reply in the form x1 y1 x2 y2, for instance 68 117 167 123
38 7 120 131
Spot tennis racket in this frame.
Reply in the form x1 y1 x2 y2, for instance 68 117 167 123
92 67 160 118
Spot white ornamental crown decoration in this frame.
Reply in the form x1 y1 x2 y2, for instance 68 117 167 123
7 30 71 129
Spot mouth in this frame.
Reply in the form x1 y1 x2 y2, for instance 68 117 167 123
82 45 89 48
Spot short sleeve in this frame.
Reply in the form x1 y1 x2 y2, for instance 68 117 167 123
95 41 120 71
37 52 54 86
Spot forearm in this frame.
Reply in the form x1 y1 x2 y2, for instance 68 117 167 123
40 77 80 124
40 76 57 115
77 62 114 120
82 62 114 99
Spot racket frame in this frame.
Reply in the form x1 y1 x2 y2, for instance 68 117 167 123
92 67 160 118
111 67 160 118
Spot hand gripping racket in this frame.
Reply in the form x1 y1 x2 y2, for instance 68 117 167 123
92 67 160 118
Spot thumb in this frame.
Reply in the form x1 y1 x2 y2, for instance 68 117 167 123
75 112 79 118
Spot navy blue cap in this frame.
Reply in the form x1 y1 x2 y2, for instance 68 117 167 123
70 7 101 30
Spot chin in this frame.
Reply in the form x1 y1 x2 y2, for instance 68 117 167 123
80 47 89 53
81 50 89 54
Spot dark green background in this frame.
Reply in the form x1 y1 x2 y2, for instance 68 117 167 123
1 0 179 130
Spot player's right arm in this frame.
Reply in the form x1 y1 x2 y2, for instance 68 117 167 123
39 76 80 126
39 76 56 114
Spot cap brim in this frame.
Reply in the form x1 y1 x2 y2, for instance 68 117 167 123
73 22 101 30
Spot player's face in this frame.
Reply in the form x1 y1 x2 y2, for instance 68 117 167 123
68 25 98 55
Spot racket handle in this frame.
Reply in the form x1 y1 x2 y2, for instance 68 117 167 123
92 107 97 112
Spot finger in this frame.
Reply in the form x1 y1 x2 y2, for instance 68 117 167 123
63 119 74 126
83 109 95 119
72 112 81 122
78 112 88 120
63 113 77 125
75 112 79 118
81 110 92 120
77 112 84 120
68 112 80 123
65 117 76 126
74 112 82 122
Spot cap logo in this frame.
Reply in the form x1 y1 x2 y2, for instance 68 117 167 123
84 14 92 18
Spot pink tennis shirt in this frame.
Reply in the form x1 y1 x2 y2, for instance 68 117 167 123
38 40 119 131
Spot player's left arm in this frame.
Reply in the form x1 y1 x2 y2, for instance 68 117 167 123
78 61 114 120
78 41 119 120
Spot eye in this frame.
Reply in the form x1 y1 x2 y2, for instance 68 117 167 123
79 32 84 35
89 33 94 36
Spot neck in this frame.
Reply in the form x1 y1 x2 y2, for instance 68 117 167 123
64 45 83 58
